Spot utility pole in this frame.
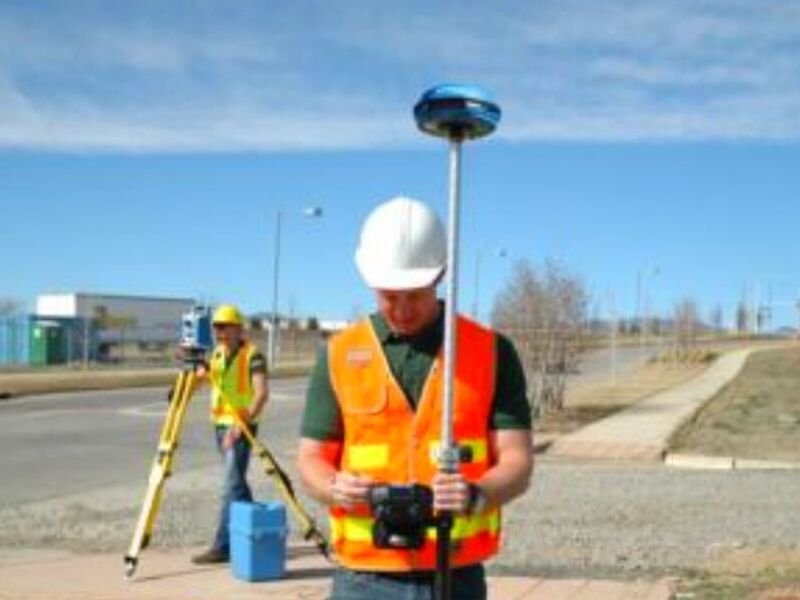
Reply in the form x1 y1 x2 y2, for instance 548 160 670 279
636 269 642 339
82 316 90 369
796 298 800 342
609 292 618 387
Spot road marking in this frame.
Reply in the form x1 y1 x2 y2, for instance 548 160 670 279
0 408 115 419
120 401 168 417
271 391 302 402
119 391 302 418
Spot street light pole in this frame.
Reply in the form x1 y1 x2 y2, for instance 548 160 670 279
472 247 507 322
472 251 482 320
268 206 323 372
269 210 283 372
636 269 642 338
609 291 618 387
636 264 659 353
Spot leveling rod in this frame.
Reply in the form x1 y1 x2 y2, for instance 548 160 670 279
413 83 501 600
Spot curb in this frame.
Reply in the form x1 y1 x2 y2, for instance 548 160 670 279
665 452 800 471
0 364 312 400
532 433 558 454
548 438 666 461
0 370 176 399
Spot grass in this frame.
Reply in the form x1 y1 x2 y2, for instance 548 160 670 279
670 346 800 462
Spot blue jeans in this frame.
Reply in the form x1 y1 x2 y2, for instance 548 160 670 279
329 564 487 600
211 423 257 554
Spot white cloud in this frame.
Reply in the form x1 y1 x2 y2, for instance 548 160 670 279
0 1 798 151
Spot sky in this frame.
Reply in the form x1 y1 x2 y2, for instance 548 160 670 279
1 1 800 329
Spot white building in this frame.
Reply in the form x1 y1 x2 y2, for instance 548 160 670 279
36 292 195 343
318 319 349 333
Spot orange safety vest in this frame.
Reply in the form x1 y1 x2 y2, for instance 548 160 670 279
327 315 501 572
209 341 258 425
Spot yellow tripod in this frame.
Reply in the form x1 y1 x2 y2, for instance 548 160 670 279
124 367 197 578
124 365 329 578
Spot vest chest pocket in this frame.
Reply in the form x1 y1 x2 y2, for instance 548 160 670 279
339 383 388 416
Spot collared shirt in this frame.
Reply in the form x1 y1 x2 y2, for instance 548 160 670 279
300 307 531 441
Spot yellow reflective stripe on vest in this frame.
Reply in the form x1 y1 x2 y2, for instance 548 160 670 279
451 510 501 539
331 515 373 543
428 439 488 465
347 444 390 471
330 515 343 542
332 509 500 543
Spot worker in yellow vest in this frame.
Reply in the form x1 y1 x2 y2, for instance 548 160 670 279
191 304 269 565
297 197 533 599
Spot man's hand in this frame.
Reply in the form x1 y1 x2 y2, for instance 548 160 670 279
329 471 373 511
223 426 242 449
432 472 471 513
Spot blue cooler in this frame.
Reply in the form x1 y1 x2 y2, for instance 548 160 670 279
230 501 287 582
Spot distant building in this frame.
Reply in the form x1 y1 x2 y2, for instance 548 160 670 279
250 313 350 333
36 293 195 360
318 319 349 333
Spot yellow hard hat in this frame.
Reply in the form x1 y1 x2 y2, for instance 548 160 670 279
212 304 244 326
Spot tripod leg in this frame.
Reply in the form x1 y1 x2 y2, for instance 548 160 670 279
226 405 331 559
124 370 196 578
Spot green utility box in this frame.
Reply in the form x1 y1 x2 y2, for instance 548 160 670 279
29 321 68 366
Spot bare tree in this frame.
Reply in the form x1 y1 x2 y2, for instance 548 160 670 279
491 259 588 417
710 304 724 334
736 300 749 333
674 297 700 351
0 298 23 316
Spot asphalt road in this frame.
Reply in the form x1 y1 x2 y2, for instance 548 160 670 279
0 378 310 505
0 346 653 507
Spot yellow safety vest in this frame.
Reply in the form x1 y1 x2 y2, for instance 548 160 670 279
209 342 258 426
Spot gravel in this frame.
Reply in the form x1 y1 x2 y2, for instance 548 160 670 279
496 457 800 580
2 455 799 582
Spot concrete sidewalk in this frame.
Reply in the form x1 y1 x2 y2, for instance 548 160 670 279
0 546 676 600
548 348 756 461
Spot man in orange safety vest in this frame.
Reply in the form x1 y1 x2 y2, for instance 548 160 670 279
297 197 533 599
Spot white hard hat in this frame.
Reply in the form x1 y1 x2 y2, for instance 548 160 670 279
355 196 446 290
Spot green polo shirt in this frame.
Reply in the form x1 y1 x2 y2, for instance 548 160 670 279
300 309 531 441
